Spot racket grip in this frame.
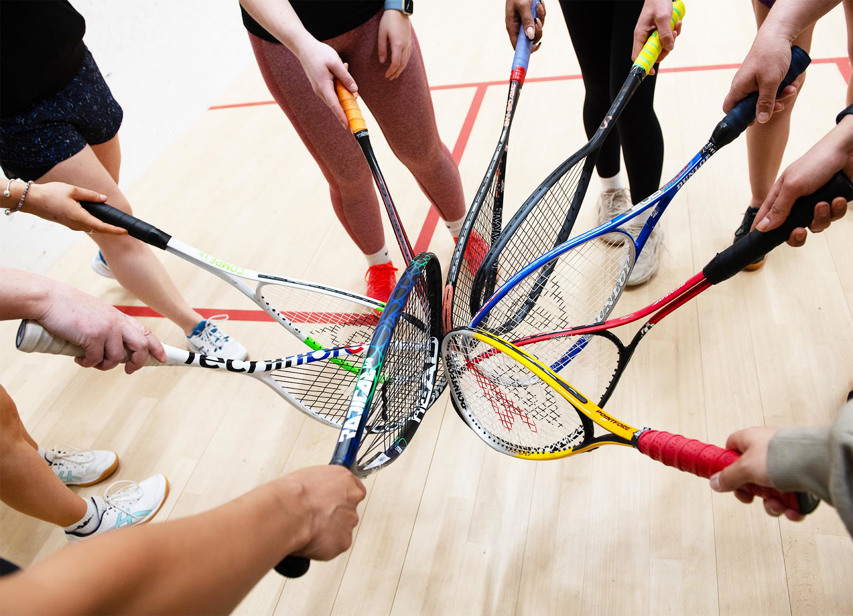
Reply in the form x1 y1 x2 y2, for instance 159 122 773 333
15 320 158 366
633 0 686 74
510 0 540 80
636 430 820 515
80 202 171 250
710 46 810 148
274 556 310 578
334 81 367 134
703 172 853 284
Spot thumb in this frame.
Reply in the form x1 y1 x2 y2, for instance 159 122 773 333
656 16 675 52
710 458 752 493
754 81 778 124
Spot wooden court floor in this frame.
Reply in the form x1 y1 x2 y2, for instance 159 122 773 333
1 2 852 614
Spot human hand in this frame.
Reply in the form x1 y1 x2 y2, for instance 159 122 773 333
286 466 366 561
753 117 853 245
294 37 358 128
36 283 166 374
710 427 806 521
4 181 125 235
505 0 545 50
632 0 683 74
722 30 800 122
378 10 412 80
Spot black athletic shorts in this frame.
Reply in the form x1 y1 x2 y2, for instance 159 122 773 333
0 46 123 181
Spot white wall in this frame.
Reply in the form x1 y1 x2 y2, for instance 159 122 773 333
2 0 255 273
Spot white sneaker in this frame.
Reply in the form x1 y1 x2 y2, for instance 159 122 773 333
65 474 169 542
90 251 115 279
186 314 248 360
627 225 663 286
44 447 119 487
597 188 633 226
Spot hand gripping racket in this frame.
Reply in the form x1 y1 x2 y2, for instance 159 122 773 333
75 201 382 423
275 251 443 578
470 46 812 361
335 82 447 406
442 326 820 516
470 0 687 314
442 0 541 333
508 172 853 407
15 320 370 427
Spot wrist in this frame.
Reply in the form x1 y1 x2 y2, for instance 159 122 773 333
384 0 413 16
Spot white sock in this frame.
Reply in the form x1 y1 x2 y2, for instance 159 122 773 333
365 246 391 267
64 497 100 535
600 173 624 192
445 216 465 240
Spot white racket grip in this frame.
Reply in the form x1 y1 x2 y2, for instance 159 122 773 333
16 320 163 366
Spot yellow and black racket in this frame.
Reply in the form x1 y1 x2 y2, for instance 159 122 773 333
442 326 820 516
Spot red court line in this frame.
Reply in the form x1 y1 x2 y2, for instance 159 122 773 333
117 306 274 322
413 83 488 254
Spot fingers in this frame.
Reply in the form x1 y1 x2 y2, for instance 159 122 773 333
68 187 126 235
325 63 357 129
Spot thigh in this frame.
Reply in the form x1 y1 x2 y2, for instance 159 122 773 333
249 34 369 186
337 20 443 159
559 0 613 95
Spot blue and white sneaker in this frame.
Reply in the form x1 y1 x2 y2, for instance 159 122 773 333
65 474 169 542
90 251 115 279
44 447 119 487
186 315 248 360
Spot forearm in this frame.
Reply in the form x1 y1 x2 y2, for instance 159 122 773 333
759 0 841 42
768 400 853 536
239 0 315 53
0 268 55 321
0 480 309 616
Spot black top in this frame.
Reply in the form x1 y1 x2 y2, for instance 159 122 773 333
241 1 383 43
0 0 87 116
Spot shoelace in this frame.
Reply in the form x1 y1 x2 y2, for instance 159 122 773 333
197 314 233 347
47 446 95 466
102 480 144 515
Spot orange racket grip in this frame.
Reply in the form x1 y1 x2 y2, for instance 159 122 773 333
633 0 685 74
335 81 367 134
636 429 820 515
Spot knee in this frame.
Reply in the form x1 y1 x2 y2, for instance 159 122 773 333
0 387 26 448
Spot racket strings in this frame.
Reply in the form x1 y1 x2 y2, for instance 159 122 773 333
484 157 587 301
478 235 633 361
516 333 622 407
444 331 588 455
270 362 358 424
258 283 380 350
355 276 436 471
449 159 502 330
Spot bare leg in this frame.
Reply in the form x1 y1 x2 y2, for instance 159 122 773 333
745 1 814 211
38 138 203 334
0 386 86 527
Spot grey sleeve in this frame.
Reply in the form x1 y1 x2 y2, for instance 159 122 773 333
767 400 853 537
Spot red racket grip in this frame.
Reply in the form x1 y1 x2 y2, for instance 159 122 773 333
636 430 820 515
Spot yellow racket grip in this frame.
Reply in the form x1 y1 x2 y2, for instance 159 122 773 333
634 0 685 74
335 80 367 134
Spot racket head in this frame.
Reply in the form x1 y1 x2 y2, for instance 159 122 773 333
336 252 443 476
442 326 633 459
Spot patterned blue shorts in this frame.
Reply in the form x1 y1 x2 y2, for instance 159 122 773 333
0 47 123 181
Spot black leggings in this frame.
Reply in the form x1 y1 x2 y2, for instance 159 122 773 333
559 0 664 203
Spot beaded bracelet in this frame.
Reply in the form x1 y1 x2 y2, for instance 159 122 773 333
4 180 33 216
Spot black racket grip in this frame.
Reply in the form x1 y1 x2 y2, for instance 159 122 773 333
81 201 171 250
274 556 310 578
710 46 811 149
704 171 853 284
